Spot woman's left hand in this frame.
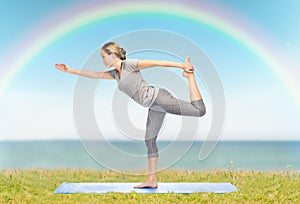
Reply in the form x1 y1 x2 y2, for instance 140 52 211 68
183 56 194 73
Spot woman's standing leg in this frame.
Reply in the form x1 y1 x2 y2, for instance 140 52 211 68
134 109 166 188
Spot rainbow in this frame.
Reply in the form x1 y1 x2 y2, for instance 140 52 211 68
1 1 299 109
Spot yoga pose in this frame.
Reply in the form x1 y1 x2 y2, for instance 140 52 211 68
55 42 206 189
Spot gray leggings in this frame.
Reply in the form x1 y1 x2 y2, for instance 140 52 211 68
145 88 206 158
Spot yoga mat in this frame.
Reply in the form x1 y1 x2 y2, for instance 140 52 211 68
54 182 238 194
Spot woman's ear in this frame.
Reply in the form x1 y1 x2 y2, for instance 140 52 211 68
110 52 116 58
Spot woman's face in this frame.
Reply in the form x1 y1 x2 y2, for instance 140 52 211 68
101 50 116 68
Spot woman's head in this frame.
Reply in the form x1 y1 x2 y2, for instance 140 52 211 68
101 42 126 68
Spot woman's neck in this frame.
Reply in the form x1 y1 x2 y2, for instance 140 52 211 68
113 59 123 72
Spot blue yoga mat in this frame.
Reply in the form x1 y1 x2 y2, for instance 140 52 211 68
54 182 238 194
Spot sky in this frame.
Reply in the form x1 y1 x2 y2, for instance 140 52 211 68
0 0 299 141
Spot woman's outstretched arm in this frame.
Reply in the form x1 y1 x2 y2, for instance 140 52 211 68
137 56 194 73
55 63 114 79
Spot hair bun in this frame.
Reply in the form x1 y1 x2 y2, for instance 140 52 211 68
119 48 126 60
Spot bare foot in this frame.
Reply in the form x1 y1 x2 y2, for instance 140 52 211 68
182 70 194 78
134 179 158 189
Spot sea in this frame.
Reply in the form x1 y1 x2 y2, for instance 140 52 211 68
1 140 299 171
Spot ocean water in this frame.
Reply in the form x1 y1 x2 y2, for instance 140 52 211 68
0 140 299 171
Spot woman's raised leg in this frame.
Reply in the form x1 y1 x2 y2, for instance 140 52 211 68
182 70 202 101
147 70 206 117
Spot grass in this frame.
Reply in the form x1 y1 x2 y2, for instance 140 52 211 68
0 169 299 203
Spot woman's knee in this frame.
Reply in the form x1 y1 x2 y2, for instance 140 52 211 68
192 100 206 117
145 138 158 157
197 106 206 117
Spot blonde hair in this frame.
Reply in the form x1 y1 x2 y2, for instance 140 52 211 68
101 42 126 60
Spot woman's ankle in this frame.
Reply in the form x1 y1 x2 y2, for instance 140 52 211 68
148 175 157 182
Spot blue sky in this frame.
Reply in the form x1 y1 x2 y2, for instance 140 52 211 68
0 0 299 141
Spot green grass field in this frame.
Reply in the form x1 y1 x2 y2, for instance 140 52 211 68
1 169 299 203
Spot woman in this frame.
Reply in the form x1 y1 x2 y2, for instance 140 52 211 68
55 42 206 189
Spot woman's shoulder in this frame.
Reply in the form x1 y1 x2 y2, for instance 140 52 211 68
123 59 139 71
123 59 139 65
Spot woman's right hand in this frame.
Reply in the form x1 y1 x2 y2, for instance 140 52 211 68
55 63 70 73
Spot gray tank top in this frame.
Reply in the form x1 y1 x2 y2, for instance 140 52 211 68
108 59 159 107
